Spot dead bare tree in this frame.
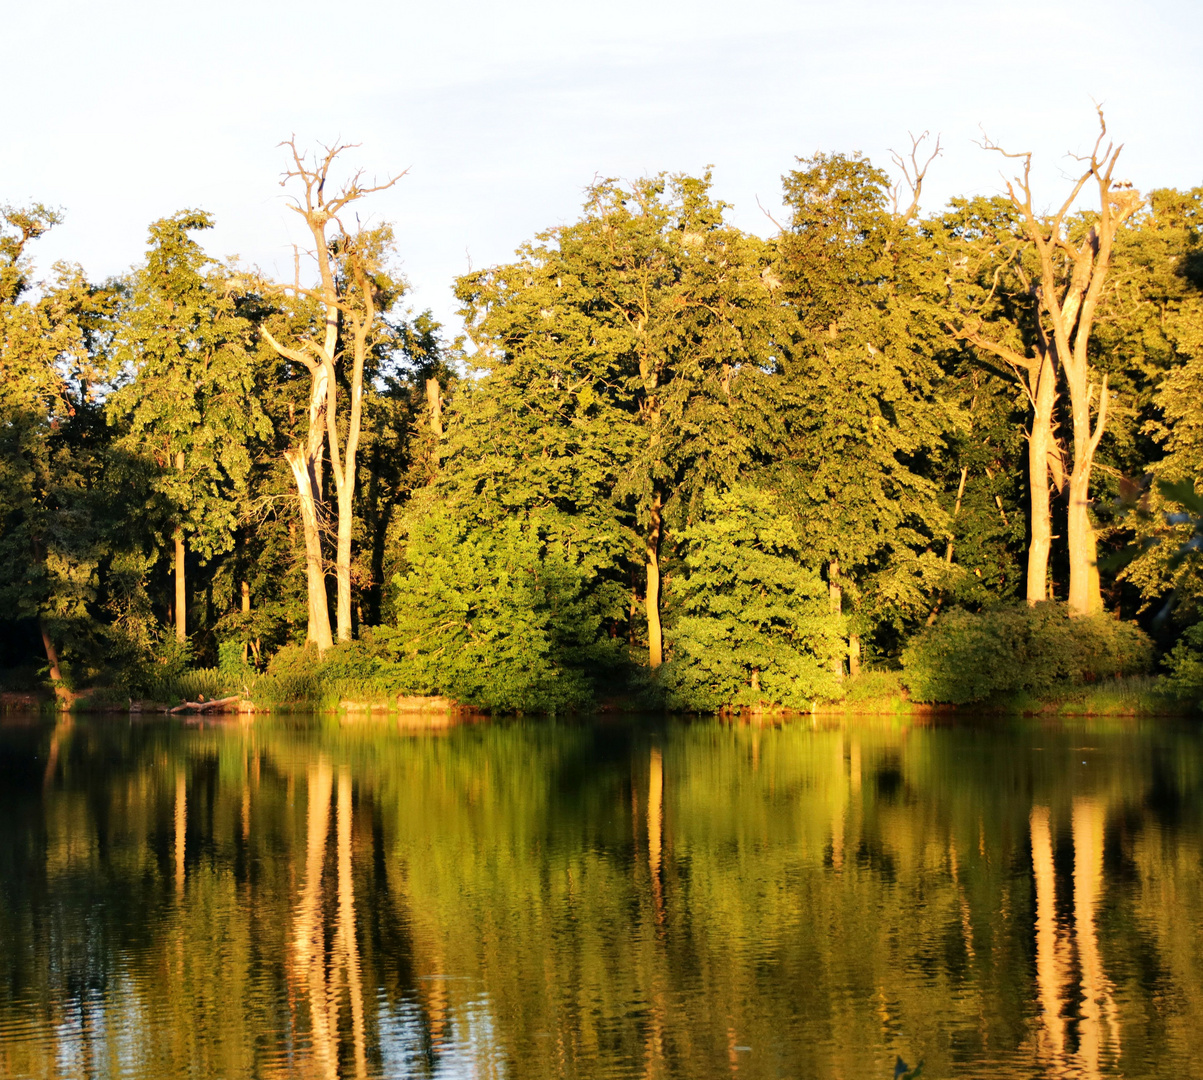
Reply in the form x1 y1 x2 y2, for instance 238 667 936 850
953 110 1140 614
261 140 406 649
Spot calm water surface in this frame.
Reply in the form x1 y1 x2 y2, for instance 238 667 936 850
1 711 1201 1079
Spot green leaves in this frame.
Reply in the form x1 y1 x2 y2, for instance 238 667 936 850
385 502 619 712
901 603 1153 704
109 210 271 560
662 485 843 710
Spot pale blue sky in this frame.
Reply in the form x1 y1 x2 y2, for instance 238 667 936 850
6 0 1200 332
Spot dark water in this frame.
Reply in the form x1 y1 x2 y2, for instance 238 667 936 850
1 712 1202 1079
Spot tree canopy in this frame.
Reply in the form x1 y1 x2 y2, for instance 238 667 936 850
1 122 1200 711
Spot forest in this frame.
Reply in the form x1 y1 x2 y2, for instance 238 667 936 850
2 117 1202 714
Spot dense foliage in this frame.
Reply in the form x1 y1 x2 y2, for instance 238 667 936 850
1 134 1201 712
901 603 1153 704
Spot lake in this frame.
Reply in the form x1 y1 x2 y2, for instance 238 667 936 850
0 711 1200 1079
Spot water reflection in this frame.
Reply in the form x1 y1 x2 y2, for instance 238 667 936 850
0 714 1201 1078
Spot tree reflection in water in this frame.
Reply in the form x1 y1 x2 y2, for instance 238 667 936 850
0 714 1201 1079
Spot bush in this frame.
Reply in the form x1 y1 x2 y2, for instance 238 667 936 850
119 630 195 700
382 506 621 713
661 486 843 711
1164 623 1203 704
841 670 907 706
901 602 1154 704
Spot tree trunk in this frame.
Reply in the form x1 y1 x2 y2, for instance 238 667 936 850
38 619 72 707
426 377 443 482
945 466 968 563
335 484 353 643
828 559 844 681
174 528 186 644
241 581 251 663
1066 469 1101 616
1065 374 1106 617
174 450 186 643
1026 355 1056 605
286 446 334 652
646 492 663 669
848 634 861 678
426 377 443 438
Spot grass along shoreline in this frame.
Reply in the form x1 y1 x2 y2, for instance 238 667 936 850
2 669 1194 720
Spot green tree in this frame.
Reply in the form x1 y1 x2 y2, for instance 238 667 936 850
110 210 270 644
455 173 781 671
1112 188 1203 619
0 205 113 694
770 150 953 671
385 496 613 712
661 484 841 710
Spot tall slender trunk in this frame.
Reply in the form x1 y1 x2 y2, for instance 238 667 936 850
241 581 251 663
1026 354 1056 605
646 492 663 669
945 466 969 563
328 300 373 645
286 447 334 652
1065 373 1107 616
828 559 844 681
426 378 443 435
1067 470 1102 616
174 528 186 644
425 377 443 483
174 450 186 643
335 485 353 643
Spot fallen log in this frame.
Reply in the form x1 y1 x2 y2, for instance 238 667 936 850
169 695 241 714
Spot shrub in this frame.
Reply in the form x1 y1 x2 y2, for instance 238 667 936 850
383 506 620 713
119 630 194 700
901 602 1153 704
841 670 907 706
1164 623 1203 704
661 485 843 711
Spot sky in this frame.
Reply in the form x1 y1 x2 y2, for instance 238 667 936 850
5 0 1201 334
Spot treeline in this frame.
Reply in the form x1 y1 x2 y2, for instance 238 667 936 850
2 121 1201 711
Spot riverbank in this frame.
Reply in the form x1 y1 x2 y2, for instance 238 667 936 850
3 671 1195 720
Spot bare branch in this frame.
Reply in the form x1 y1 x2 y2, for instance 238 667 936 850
754 194 786 235
260 326 316 372
889 130 942 220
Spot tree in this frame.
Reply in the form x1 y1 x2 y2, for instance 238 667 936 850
386 497 610 712
110 211 269 643
452 174 780 672
1100 187 1203 618
0 205 113 695
770 149 953 671
949 112 1141 615
260 140 406 651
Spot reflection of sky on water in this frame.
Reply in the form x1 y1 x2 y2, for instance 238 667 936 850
377 995 506 1080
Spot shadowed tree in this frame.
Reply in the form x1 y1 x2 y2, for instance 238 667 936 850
0 205 114 696
111 211 269 643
